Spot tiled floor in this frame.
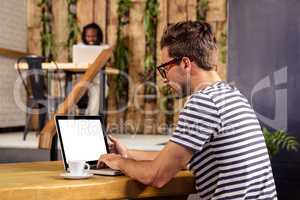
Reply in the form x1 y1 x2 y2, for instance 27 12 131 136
0 132 170 150
0 132 39 149
0 132 170 163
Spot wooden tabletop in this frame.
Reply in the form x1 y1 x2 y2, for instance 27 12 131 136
0 161 196 200
15 62 119 74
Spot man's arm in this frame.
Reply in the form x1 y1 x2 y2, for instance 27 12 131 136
127 150 159 160
98 141 193 188
107 135 159 160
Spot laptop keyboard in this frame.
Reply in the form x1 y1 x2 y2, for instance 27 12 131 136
90 165 98 170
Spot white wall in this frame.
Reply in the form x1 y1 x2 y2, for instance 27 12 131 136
0 0 27 127
0 0 27 52
0 56 26 127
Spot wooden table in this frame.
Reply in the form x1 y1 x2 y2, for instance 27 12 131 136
15 62 119 74
0 161 196 200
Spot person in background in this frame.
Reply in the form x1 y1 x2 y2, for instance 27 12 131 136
81 23 103 45
77 23 108 115
98 21 277 199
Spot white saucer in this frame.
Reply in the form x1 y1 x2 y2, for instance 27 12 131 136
60 172 93 179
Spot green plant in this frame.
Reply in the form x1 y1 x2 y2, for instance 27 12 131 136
219 24 227 64
143 0 159 101
262 127 299 158
114 0 132 108
66 0 80 61
196 0 209 21
39 0 55 61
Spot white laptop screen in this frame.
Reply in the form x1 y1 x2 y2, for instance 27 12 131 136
72 44 110 65
57 119 107 163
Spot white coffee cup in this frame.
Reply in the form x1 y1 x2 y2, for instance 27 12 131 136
68 160 90 175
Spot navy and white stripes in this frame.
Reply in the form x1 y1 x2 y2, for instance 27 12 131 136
170 81 277 200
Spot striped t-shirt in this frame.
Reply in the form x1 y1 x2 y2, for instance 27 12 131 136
170 81 277 200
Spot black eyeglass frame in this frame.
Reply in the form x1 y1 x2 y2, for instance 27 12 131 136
156 57 181 79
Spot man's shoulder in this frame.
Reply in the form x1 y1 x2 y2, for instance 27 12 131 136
188 92 215 106
184 92 219 114
187 81 248 110
198 81 244 102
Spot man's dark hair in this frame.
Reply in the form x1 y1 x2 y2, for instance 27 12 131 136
160 21 218 70
81 23 103 45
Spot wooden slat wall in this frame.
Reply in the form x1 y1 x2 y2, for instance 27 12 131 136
106 0 119 132
94 0 107 42
156 0 168 134
27 0 41 55
187 0 198 21
52 0 69 62
167 0 197 128
27 0 227 135
126 0 146 134
77 0 94 39
206 0 227 80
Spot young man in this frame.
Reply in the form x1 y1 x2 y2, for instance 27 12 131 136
81 23 103 45
98 21 277 199
77 23 108 115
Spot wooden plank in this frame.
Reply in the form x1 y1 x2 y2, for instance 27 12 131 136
106 0 119 131
106 0 118 46
168 0 187 24
115 2 130 134
27 0 42 129
27 0 41 55
156 0 169 134
126 0 146 134
206 0 227 22
94 0 107 42
0 161 195 200
205 0 228 81
39 47 113 149
51 0 69 98
27 0 41 28
76 0 94 42
52 0 68 62
216 21 227 80
187 0 197 21
27 27 41 55
168 0 188 129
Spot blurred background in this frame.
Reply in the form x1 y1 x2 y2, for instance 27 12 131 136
0 0 299 199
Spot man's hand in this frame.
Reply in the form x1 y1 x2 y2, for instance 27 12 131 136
97 153 123 170
107 135 128 158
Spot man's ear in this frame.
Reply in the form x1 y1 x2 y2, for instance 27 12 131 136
182 57 192 71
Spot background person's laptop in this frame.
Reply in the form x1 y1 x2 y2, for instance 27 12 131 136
55 115 122 176
72 44 110 65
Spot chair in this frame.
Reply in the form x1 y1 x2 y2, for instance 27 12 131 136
20 56 63 140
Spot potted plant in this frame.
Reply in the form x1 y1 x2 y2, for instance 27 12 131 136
262 127 299 158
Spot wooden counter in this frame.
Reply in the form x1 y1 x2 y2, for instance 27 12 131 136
15 62 119 74
0 161 196 200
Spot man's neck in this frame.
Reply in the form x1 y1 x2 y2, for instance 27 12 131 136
190 71 222 93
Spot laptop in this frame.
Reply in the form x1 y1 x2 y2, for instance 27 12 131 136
55 115 122 176
72 44 110 65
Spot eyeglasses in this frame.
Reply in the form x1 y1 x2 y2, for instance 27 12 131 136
156 57 181 79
